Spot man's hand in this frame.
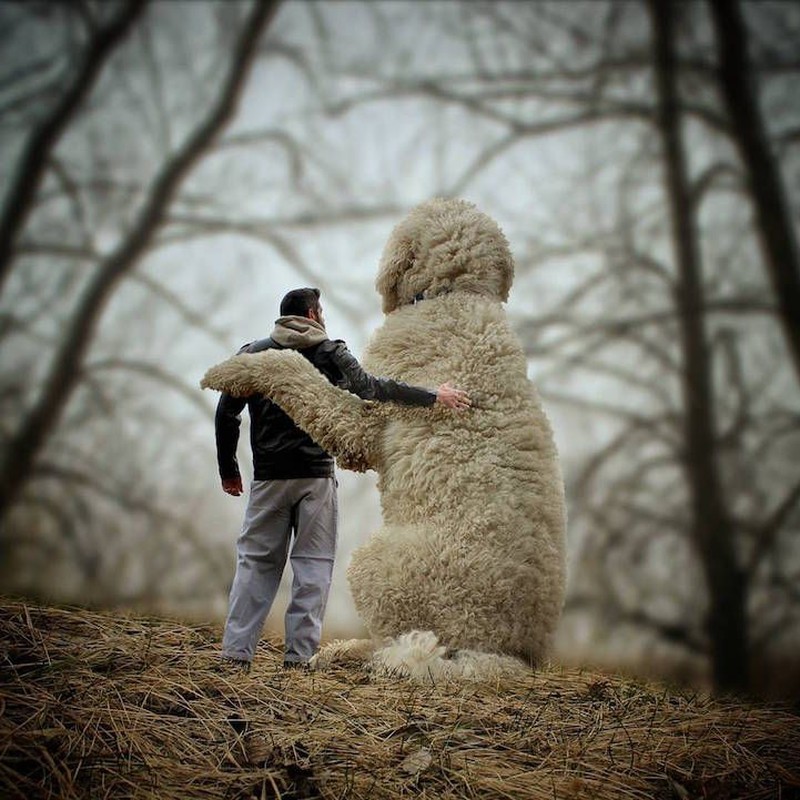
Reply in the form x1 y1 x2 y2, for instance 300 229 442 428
435 382 471 411
222 477 243 496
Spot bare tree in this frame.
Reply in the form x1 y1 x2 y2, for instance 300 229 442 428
0 1 409 610
707 0 800 387
648 0 748 694
0 1 279 526
0 1 147 294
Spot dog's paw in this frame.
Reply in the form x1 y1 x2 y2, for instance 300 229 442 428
200 354 270 397
335 450 371 474
200 356 250 396
311 638 377 670
199 362 229 392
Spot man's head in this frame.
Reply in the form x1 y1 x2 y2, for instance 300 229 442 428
280 287 323 323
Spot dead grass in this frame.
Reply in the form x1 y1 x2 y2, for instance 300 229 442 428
1 599 798 799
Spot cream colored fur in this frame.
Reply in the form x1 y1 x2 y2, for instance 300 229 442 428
202 198 567 682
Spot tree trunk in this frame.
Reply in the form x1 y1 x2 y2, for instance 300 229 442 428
707 0 800 388
0 0 148 296
648 0 749 695
0 0 280 525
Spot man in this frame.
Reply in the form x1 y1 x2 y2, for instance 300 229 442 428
215 287 469 670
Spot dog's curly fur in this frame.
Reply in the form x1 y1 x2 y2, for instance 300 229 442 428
202 198 566 681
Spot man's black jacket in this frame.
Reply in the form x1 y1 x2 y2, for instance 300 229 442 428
215 337 436 481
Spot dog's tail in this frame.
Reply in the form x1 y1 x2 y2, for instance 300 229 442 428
370 630 529 683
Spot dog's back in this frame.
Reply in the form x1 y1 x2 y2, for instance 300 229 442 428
349 290 566 667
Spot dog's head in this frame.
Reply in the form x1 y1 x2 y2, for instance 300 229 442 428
376 198 514 314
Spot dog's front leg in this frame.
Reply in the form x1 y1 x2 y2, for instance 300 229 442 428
201 349 383 473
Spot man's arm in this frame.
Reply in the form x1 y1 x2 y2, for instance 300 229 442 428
326 341 469 409
215 392 247 495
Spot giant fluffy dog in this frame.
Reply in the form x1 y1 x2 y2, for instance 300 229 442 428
202 199 566 681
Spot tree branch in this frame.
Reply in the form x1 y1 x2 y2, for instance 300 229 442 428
747 477 800 575
0 0 279 523
127 272 229 346
0 0 148 294
565 594 707 655
83 357 216 419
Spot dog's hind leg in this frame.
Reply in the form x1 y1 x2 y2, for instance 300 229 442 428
345 523 532 683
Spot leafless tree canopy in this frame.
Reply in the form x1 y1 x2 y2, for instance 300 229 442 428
0 0 797 695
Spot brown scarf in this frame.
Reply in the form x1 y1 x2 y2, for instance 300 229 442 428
270 315 328 349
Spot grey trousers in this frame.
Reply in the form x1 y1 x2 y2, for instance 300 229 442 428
222 477 338 663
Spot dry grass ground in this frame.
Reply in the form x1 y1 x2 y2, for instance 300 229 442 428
1 600 798 799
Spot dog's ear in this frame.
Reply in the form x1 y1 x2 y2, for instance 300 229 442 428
376 234 413 314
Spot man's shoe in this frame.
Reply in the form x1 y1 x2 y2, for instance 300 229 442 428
219 656 251 674
283 660 309 671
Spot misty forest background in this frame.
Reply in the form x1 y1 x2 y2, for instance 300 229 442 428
0 0 798 698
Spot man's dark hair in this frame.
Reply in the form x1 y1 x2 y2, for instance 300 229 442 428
280 287 321 317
